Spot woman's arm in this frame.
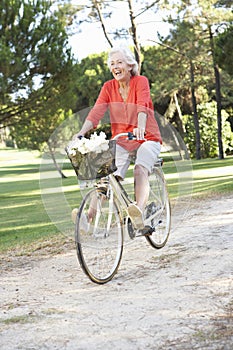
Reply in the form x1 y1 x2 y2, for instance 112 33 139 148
133 111 147 140
72 82 110 139
72 120 94 140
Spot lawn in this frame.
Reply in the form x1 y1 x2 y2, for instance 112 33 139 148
0 148 233 252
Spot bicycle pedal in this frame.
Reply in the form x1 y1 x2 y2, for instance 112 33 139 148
139 226 154 236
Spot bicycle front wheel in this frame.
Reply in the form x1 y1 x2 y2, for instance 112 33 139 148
144 167 171 249
75 187 123 284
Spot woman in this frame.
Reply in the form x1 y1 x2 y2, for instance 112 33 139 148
73 45 162 229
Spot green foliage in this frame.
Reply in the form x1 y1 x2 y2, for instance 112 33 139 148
142 20 212 121
140 1 233 161
0 0 76 128
10 109 73 151
74 53 112 110
215 25 233 76
1 0 233 161
184 101 232 158
142 45 187 102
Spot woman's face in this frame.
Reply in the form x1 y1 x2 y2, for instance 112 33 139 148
109 52 131 82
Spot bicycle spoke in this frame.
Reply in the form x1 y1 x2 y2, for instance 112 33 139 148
145 167 171 249
76 188 123 284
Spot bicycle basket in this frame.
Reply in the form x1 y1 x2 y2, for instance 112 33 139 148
66 140 117 180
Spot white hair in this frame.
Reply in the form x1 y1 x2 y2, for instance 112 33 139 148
107 45 139 76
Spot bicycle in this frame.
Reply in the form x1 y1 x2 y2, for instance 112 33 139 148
67 132 171 284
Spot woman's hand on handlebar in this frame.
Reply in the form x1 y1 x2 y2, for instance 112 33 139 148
133 127 146 141
72 133 83 141
72 120 94 140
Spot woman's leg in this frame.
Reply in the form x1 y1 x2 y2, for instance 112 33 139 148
127 141 161 229
114 144 131 180
134 164 149 211
134 141 161 210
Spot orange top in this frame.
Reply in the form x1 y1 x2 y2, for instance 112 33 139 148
87 75 162 151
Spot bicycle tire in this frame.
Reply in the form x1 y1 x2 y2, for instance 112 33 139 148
144 167 171 249
75 187 123 284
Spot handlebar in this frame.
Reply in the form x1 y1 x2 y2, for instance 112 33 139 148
76 132 145 141
112 132 146 141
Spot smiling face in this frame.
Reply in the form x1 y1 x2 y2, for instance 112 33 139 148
109 52 132 83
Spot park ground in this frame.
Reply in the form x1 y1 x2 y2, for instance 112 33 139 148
0 192 232 349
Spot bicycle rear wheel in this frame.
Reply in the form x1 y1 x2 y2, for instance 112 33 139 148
144 167 171 249
75 187 123 284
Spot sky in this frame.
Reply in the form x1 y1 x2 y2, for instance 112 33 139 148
68 1 172 61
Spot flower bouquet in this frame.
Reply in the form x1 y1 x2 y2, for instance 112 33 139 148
66 132 117 180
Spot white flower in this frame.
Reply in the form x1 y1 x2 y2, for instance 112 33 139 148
69 149 77 156
66 132 109 155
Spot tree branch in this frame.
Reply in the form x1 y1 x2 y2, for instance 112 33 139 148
127 0 141 70
92 0 113 47
134 0 160 19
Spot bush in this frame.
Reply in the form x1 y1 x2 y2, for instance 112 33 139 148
183 101 232 158
5 139 16 148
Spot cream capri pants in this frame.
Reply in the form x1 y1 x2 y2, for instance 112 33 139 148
114 141 161 180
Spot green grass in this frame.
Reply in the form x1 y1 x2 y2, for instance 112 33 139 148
163 155 233 198
189 156 233 196
0 148 233 253
0 148 81 252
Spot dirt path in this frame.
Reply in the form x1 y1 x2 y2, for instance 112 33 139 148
0 194 233 350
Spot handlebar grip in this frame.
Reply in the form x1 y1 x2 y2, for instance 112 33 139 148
127 132 135 140
127 132 146 140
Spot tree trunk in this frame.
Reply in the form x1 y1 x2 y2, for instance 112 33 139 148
127 0 141 72
208 25 224 159
47 142 67 179
190 60 201 160
164 92 185 138
173 92 185 138
214 64 224 159
93 0 113 48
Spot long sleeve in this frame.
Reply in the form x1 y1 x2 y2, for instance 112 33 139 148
86 84 110 127
85 76 162 149
134 76 153 112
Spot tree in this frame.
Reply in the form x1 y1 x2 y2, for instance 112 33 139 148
215 25 233 77
0 0 80 177
183 101 232 158
208 24 224 159
0 0 75 128
63 0 161 71
197 0 233 159
165 0 233 159
141 15 206 159
73 52 112 110
60 0 233 159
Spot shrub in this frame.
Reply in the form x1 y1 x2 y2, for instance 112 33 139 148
183 101 232 158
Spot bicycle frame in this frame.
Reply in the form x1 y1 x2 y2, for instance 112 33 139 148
107 174 132 213
104 162 165 235
100 132 136 228
74 132 171 283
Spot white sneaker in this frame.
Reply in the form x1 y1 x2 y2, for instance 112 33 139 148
71 208 79 224
71 208 89 232
79 213 89 232
127 203 144 230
